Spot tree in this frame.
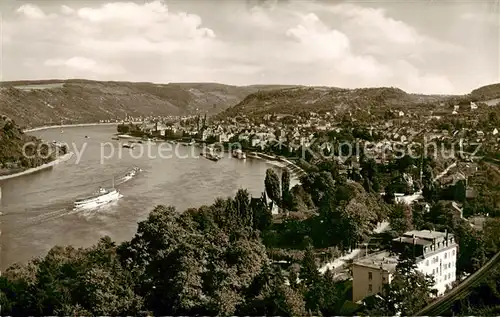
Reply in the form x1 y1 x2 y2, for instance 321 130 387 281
389 204 413 235
448 267 500 315
300 171 335 206
384 184 395 204
482 218 500 255
235 189 252 227
395 155 414 174
454 180 466 202
281 169 292 210
452 220 486 274
488 111 498 124
0 238 143 316
367 249 435 316
250 194 272 231
265 169 281 208
318 188 378 251
241 265 307 316
303 269 341 315
361 158 378 182
423 181 439 202
118 202 269 316
300 247 321 287
117 124 130 134
317 160 339 180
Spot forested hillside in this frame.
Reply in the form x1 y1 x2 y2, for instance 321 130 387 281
0 80 296 128
0 116 64 175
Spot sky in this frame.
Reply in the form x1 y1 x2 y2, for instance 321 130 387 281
0 0 499 94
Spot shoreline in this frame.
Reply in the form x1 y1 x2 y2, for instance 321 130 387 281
246 152 305 184
23 122 305 183
23 122 142 133
0 152 74 182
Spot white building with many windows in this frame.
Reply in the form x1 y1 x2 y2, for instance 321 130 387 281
352 230 457 302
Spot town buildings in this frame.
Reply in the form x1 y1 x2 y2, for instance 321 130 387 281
352 230 457 302
352 250 398 302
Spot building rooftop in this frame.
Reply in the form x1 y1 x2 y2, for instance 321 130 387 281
352 251 399 272
402 230 450 240
392 230 457 258
396 236 433 246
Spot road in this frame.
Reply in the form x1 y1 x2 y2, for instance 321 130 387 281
415 250 500 315
319 221 390 274
433 161 457 182
23 121 143 133
416 158 500 315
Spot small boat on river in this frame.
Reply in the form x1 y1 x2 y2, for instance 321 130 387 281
121 167 141 182
201 149 221 162
232 149 246 160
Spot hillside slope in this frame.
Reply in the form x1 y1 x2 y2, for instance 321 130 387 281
0 80 295 128
0 116 63 175
218 86 455 118
218 83 500 119
470 83 500 100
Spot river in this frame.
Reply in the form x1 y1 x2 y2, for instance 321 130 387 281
0 125 283 269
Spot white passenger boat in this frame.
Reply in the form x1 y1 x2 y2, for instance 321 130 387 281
74 186 122 210
232 149 246 159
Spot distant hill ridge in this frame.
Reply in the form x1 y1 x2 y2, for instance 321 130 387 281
218 84 500 118
0 79 298 128
1 79 499 127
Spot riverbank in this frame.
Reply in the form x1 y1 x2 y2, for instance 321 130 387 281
0 152 74 182
191 143 305 182
247 152 306 180
23 122 142 133
23 122 306 185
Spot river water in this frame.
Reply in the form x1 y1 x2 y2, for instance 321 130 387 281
0 125 282 269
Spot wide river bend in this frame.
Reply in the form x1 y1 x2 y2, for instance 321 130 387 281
0 125 289 269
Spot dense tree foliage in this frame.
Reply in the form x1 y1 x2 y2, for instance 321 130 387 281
281 168 292 209
3 137 500 316
364 250 436 316
0 117 63 171
264 169 281 208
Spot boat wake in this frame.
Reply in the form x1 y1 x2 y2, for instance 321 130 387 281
19 206 81 230
27 207 70 222
26 195 123 225
77 199 121 219
14 168 139 228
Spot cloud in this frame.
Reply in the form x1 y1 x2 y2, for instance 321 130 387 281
1 0 491 94
5 1 218 80
283 12 392 82
321 2 462 56
460 12 499 25
285 13 350 60
395 60 454 95
44 57 126 75
16 4 46 19
60 5 75 15
327 4 422 45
